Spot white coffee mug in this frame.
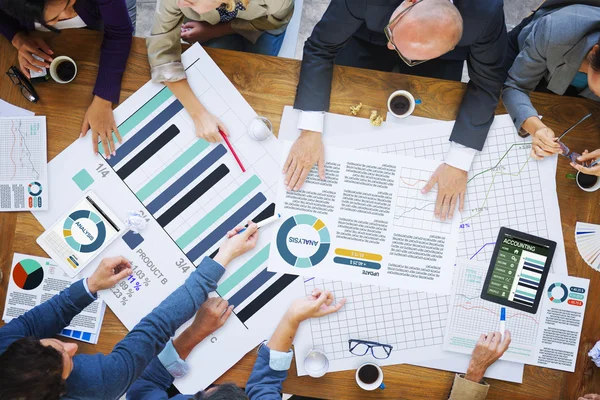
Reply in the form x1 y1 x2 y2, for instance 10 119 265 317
355 362 385 391
49 56 77 84
304 349 329 378
576 171 600 192
387 90 416 119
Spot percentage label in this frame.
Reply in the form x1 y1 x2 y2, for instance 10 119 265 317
127 288 134 297
121 296 129 306
134 282 141 291
143 277 150 286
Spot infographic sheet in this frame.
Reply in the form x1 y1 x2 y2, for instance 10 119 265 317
444 260 588 372
269 142 460 295
0 116 48 211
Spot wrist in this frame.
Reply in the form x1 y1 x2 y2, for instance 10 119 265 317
92 95 112 108
300 130 321 138
465 363 486 383
523 116 545 136
173 330 203 360
213 252 233 267
284 310 303 327
86 277 100 294
11 32 25 49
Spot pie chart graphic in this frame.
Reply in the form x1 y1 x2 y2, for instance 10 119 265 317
63 209 106 253
276 214 331 268
12 259 44 290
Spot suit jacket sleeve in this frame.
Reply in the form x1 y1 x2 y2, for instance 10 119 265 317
451 2 508 151
501 17 550 132
448 374 490 400
293 0 364 112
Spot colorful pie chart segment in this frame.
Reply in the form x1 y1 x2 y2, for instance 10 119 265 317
12 259 44 290
62 209 107 253
276 214 330 268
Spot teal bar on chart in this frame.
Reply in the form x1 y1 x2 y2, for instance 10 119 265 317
176 175 261 249
99 87 173 154
136 139 209 201
217 244 270 297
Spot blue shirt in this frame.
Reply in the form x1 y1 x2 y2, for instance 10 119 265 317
0 257 225 400
571 72 588 90
127 341 293 399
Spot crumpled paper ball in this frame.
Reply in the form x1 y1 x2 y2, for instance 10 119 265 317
589 341 600 367
126 210 148 234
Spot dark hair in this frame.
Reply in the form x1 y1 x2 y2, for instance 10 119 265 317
195 383 248 400
0 337 66 400
1 0 68 30
590 42 600 72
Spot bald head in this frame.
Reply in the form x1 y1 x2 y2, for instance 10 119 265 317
388 0 463 62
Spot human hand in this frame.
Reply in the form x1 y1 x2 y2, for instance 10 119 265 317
181 21 216 43
11 32 53 78
579 394 600 400
192 111 228 142
81 96 121 157
87 256 133 293
189 297 233 340
214 222 259 266
571 149 600 176
282 130 325 191
531 126 560 160
422 163 467 221
285 288 346 325
465 330 511 383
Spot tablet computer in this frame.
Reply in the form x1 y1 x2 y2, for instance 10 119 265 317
37 192 124 278
480 227 556 314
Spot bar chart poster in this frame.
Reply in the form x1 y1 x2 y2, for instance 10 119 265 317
32 44 304 392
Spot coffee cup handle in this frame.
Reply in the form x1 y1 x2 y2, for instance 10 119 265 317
379 382 386 390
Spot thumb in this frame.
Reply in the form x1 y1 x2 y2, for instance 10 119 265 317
221 305 234 322
218 120 229 136
422 174 437 194
35 37 53 55
113 266 132 282
579 150 600 161
80 116 90 138
318 155 325 180
242 222 258 239
182 22 194 29
314 290 329 308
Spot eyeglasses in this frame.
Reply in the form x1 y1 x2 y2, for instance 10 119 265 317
349 339 393 359
557 141 588 166
384 0 427 67
6 66 39 102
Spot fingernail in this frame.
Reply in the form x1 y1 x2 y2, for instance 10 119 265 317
112 151 116 156
107 155 111 160
79 133 83 138
95 151 98 155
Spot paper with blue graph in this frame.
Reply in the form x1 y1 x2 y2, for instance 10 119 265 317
32 43 303 392
444 260 588 372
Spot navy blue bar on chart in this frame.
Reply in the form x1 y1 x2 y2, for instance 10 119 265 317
117 125 181 180
227 268 276 308
186 192 267 262
146 145 227 214
122 231 144 250
108 100 183 167
237 274 298 323
157 164 230 227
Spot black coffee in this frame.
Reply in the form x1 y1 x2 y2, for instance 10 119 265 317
358 364 379 384
577 172 598 189
56 61 76 82
390 94 410 115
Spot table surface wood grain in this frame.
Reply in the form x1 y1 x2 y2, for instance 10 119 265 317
1 30 599 400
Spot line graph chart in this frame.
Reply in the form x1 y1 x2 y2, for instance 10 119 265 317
0 117 46 181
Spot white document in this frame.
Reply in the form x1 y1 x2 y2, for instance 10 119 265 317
0 99 35 117
32 43 303 393
0 116 48 211
269 141 460 294
444 260 589 372
2 253 105 343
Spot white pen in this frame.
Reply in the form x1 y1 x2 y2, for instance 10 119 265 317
237 213 281 234
499 307 506 339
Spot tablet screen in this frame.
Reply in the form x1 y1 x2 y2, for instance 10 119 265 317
485 232 551 308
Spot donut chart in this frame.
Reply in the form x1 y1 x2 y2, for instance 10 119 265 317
28 181 42 196
547 282 568 303
63 210 106 253
12 259 44 290
276 214 330 268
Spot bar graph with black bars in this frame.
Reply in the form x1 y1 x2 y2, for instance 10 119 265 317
99 59 296 327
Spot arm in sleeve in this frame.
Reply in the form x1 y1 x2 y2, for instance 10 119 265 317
126 357 173 400
246 344 293 400
0 280 95 349
98 257 225 399
501 18 550 132
0 9 22 43
293 0 364 112
94 0 134 104
146 0 187 83
448 374 490 400
450 2 508 151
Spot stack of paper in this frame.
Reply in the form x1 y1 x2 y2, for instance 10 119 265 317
2 253 105 344
575 222 600 271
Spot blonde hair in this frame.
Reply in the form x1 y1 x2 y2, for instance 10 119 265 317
223 0 249 11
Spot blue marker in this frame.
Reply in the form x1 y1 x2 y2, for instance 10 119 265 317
499 307 506 338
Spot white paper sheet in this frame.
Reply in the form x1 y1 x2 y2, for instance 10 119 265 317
0 99 34 118
444 260 589 372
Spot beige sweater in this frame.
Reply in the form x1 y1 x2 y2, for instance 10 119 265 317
448 374 490 400
147 0 293 83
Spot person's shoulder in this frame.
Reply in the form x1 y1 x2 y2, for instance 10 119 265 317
455 0 503 22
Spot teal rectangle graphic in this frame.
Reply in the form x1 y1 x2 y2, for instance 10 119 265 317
524 257 545 266
99 87 173 154
72 169 94 191
217 244 270 297
136 139 210 201
176 175 262 249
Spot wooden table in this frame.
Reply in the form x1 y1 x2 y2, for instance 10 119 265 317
1 30 600 400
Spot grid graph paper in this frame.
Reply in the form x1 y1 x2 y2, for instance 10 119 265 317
0 117 46 181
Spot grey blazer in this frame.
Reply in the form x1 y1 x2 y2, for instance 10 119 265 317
502 4 600 131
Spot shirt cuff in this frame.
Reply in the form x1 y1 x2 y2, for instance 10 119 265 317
258 342 294 371
151 61 187 84
444 142 478 171
297 111 325 134
83 279 98 300
158 339 190 379
449 374 490 400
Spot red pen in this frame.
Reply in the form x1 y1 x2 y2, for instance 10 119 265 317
219 128 246 172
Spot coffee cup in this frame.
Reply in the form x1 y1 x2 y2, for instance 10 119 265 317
304 349 329 378
50 56 77 84
355 362 385 391
576 171 600 192
387 90 417 119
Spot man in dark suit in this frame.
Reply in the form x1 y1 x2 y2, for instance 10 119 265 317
283 0 507 221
